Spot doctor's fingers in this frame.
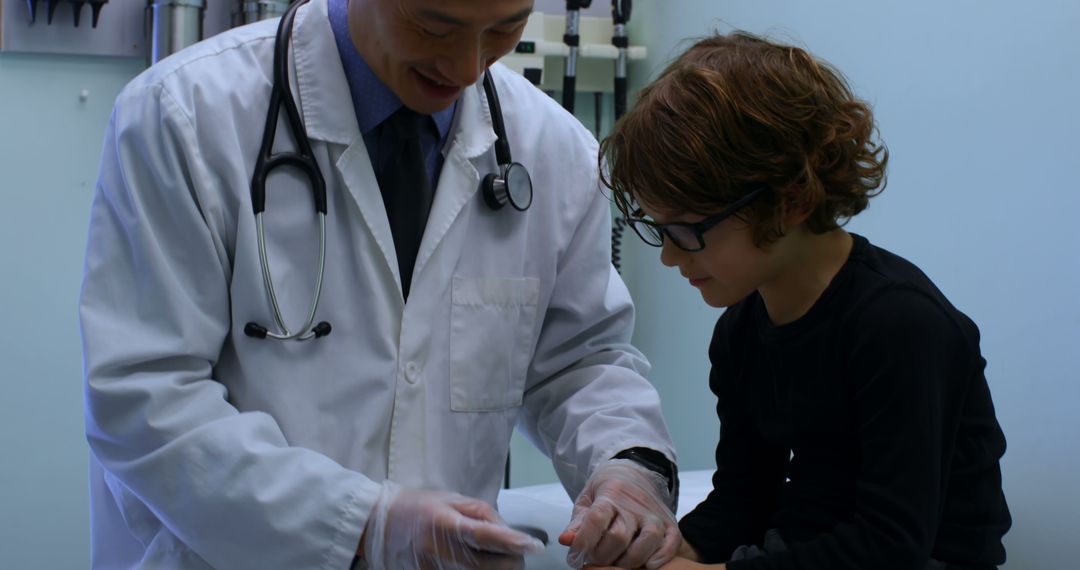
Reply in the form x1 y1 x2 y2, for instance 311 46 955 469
607 516 668 569
580 510 639 567
455 516 546 556
565 499 619 567
617 515 681 570
449 497 502 523
646 519 682 569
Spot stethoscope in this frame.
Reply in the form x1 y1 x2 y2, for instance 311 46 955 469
244 0 533 342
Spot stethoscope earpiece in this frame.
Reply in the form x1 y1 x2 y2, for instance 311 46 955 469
244 322 269 339
244 320 331 341
311 321 332 338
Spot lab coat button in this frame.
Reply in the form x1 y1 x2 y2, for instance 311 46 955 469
404 362 420 383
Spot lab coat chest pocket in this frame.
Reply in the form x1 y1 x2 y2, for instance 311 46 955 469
450 277 540 412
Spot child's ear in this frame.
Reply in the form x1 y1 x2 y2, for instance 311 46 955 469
779 185 814 229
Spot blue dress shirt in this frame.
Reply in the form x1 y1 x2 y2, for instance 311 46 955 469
327 0 456 190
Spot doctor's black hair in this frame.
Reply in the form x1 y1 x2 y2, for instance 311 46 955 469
601 31 889 246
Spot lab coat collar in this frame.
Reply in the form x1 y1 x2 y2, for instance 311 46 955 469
292 0 360 146
449 77 500 163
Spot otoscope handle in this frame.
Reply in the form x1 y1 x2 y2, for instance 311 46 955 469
612 0 631 119
614 76 627 119
562 0 591 114
613 0 631 24
562 74 577 113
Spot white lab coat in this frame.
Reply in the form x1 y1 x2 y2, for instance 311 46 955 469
80 0 674 568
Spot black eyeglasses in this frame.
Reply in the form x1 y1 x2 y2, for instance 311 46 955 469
624 187 768 252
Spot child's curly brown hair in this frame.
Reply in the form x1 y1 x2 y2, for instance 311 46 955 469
602 31 889 246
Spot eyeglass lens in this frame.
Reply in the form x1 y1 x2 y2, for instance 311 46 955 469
629 219 663 246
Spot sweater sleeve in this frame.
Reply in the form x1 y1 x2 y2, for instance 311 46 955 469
680 315 789 563
728 287 971 570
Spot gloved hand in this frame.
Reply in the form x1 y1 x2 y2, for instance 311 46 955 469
363 481 546 570
559 459 680 569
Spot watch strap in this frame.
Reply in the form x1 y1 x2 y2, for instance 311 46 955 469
612 447 677 493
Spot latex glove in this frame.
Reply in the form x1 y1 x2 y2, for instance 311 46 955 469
559 459 680 569
585 558 718 570
363 481 545 570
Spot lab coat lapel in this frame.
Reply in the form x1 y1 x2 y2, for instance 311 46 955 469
291 0 355 146
290 0 403 295
412 81 498 283
336 137 404 295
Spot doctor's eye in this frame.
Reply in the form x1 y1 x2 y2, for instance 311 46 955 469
489 22 527 36
418 25 453 39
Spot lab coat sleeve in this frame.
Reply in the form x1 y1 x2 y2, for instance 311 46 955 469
516 161 676 499
80 83 378 569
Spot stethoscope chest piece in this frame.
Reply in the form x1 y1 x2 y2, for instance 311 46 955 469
482 162 533 211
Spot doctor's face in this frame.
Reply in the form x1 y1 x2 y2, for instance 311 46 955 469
350 0 533 114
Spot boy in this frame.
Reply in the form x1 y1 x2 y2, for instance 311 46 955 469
597 32 1011 570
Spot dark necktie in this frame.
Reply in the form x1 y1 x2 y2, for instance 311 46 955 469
378 107 434 300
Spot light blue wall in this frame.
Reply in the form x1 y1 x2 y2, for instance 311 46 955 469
0 53 144 568
623 1 1080 570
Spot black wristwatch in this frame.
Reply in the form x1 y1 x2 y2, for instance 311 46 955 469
613 447 677 494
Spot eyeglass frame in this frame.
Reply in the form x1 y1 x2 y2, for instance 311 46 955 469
624 186 769 252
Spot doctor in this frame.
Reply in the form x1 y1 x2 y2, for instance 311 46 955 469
80 0 679 568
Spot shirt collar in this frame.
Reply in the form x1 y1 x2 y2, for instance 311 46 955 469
328 0 454 137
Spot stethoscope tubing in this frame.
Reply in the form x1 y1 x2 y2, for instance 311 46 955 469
248 0 329 342
254 212 328 341
248 0 530 341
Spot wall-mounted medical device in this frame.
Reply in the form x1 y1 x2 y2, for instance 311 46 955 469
145 0 205 65
22 0 109 27
232 0 288 28
0 0 229 58
499 11 647 94
1 0 644 91
561 0 590 113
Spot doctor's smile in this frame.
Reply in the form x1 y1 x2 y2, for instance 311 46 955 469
411 68 463 100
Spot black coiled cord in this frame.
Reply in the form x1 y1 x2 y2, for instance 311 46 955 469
612 214 627 273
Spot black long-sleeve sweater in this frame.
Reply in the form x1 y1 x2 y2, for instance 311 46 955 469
678 234 1011 570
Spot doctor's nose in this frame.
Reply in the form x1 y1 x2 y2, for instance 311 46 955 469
440 39 487 87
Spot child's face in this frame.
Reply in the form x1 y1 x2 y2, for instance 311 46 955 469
643 203 781 309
